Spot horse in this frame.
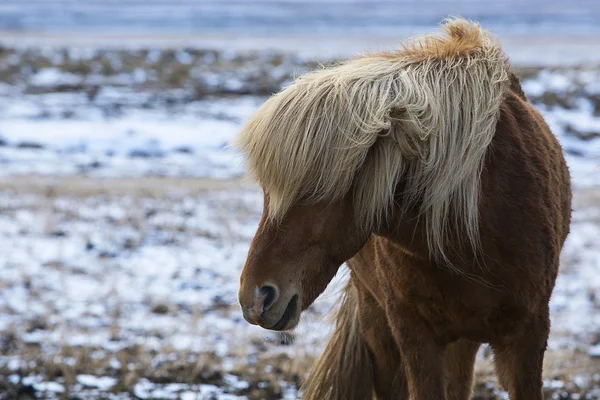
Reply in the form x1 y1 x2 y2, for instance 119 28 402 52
234 18 572 400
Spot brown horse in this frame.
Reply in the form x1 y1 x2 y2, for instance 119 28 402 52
235 18 572 400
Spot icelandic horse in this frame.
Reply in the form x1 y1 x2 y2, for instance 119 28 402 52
235 18 572 400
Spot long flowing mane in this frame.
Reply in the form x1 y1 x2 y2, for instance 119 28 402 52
235 18 510 260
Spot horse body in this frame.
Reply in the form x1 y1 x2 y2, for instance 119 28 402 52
353 87 570 341
235 18 572 400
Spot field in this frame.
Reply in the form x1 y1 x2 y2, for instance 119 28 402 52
0 45 600 399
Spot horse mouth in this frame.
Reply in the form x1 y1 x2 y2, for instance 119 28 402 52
268 294 299 331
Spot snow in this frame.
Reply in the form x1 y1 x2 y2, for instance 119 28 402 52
0 91 265 179
591 345 600 357
33 381 65 393
29 68 82 87
77 375 117 390
0 184 342 397
521 70 573 97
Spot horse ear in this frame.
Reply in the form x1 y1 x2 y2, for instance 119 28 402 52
509 72 527 101
389 106 407 121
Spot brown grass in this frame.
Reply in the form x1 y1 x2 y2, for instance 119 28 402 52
0 175 256 198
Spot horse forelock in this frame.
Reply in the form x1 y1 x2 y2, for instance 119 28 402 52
234 17 510 261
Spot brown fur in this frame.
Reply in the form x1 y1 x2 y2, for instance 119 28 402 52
382 18 498 62
236 21 572 400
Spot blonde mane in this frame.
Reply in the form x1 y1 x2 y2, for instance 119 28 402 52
234 18 510 260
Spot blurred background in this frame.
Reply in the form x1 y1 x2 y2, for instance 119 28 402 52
0 1 599 399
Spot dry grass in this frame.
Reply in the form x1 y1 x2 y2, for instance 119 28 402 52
2 322 600 399
0 175 257 198
2 173 596 202
0 339 315 399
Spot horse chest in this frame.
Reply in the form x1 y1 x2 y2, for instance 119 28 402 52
350 234 538 343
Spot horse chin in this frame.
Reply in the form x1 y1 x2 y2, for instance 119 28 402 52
264 294 300 331
269 313 300 332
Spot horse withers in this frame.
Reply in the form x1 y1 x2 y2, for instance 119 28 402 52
235 18 572 400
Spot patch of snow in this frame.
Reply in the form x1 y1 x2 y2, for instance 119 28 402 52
77 375 118 390
590 344 600 357
223 374 250 390
29 68 82 87
34 381 65 393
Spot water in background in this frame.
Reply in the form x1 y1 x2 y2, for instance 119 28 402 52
0 0 599 36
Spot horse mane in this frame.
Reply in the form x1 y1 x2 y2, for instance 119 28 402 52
300 279 374 399
235 18 510 260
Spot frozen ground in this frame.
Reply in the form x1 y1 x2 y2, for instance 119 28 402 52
0 178 346 399
0 47 599 399
0 91 260 179
0 65 598 185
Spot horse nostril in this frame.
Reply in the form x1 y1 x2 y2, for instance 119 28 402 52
260 285 278 311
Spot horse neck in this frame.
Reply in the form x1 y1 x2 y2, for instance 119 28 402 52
372 201 431 261
372 199 476 267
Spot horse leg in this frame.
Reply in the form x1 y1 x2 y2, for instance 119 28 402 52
491 306 550 400
444 339 480 400
356 282 409 399
386 301 447 400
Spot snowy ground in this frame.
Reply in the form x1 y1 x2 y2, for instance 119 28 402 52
0 178 347 399
0 91 259 179
0 48 599 399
